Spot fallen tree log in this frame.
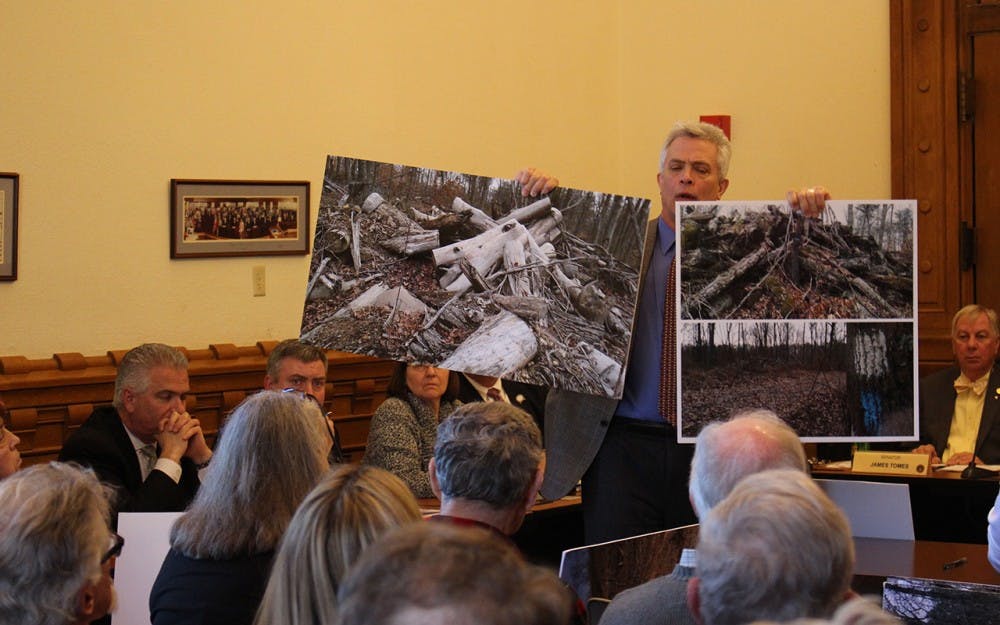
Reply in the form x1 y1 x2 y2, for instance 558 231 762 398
439 311 537 376
433 222 530 293
492 294 549 320
380 229 440 256
690 238 774 306
503 239 530 297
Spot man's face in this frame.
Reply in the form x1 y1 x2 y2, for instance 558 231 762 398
953 313 1000 381
657 136 729 227
120 366 190 442
0 400 22 478
265 358 327 404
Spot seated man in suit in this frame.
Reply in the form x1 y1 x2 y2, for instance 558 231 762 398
428 401 544 538
914 304 1000 465
59 343 211 516
601 409 808 625
456 372 546 432
688 469 857 625
263 338 343 462
0 462 119 625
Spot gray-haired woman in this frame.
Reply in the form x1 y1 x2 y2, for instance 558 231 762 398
149 390 331 625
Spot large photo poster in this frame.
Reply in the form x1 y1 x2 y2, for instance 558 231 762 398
677 199 918 442
299 156 650 399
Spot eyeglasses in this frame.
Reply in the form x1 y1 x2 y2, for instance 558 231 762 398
0 406 9 444
281 389 344 464
101 533 125 564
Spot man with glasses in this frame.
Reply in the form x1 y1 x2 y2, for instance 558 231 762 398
0 396 23 478
266 339 344 462
0 462 119 625
60 343 210 517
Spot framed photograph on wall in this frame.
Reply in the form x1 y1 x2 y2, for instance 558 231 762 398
0 173 18 281
170 179 310 258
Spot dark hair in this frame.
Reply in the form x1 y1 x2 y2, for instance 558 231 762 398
386 362 459 402
266 339 328 379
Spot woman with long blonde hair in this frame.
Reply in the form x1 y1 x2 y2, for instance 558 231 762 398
254 463 422 625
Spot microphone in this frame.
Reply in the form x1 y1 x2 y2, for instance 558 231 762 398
960 459 997 479
959 434 998 479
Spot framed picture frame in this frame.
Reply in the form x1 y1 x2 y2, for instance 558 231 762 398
0 173 18 281
170 179 310 258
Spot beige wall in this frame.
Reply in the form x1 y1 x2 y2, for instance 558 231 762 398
0 1 889 359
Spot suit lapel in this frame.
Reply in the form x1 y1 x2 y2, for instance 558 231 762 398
975 366 1000 454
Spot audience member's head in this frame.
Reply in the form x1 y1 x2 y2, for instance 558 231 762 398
168 390 330 559
689 408 807 517
0 397 22 478
386 362 460 404
690 469 854 625
112 343 189 442
264 339 329 403
336 523 575 625
254 464 422 625
431 401 544 534
0 462 117 625
748 596 901 625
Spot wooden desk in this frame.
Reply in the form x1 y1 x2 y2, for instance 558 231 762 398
852 538 1000 596
813 466 999 544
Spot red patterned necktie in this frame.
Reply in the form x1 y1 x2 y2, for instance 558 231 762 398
486 387 502 402
658 259 677 425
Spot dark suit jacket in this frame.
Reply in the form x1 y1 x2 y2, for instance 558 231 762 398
456 374 547 424
540 219 659 499
58 405 200 517
919 364 1000 464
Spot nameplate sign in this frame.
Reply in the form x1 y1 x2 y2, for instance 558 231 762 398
852 451 931 476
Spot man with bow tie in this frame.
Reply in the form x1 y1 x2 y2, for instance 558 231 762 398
914 305 1000 465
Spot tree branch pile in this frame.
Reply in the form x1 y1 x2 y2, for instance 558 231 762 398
681 208 912 319
301 190 640 397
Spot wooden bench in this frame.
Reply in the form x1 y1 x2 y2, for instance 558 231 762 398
0 341 396 466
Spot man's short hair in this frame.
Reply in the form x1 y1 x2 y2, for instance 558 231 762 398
266 339 328 379
336 523 574 625
951 304 1000 337
696 469 854 625
113 343 188 410
434 401 543 508
689 409 807 517
659 120 732 179
0 462 113 625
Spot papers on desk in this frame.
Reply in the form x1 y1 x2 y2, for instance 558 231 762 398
818 460 853 470
934 463 1000 473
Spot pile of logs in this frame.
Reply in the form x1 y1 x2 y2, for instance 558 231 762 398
681 207 912 320
301 191 638 397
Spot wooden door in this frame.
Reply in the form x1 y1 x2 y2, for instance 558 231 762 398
962 3 1000 310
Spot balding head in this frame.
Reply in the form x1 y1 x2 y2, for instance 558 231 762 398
689 409 807 518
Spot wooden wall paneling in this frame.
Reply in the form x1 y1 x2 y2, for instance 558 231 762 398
892 0 966 370
0 343 395 466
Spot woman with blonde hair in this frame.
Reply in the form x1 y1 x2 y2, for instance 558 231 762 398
253 463 423 625
149 390 331 625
